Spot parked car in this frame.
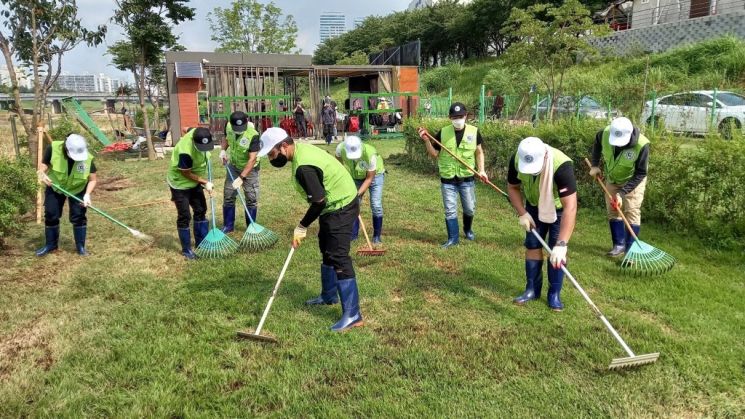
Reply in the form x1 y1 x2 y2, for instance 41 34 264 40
641 90 745 139
532 95 620 120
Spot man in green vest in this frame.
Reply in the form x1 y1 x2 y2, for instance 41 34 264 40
507 137 577 311
166 127 215 259
257 127 363 332
417 102 488 248
35 134 97 256
335 136 386 244
219 111 261 233
589 117 650 257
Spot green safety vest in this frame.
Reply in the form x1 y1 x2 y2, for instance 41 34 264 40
167 129 210 190
48 141 94 195
438 124 479 179
226 124 261 170
340 143 385 180
515 146 572 209
601 127 650 184
292 143 357 215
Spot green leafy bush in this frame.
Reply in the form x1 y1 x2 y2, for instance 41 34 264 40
0 157 37 248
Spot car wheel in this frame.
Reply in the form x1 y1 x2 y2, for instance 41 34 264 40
646 115 664 131
718 118 741 140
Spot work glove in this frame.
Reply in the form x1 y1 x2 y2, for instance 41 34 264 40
37 170 51 186
550 244 567 269
518 211 536 232
292 225 307 248
232 177 243 190
204 182 214 193
83 193 92 208
611 192 623 211
589 166 601 178
219 150 228 165
417 127 430 141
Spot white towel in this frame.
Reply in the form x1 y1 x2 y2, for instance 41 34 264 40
538 146 557 224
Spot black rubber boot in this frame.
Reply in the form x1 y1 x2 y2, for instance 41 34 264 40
221 206 235 233
626 224 641 252
306 264 340 305
607 219 626 257
35 225 59 257
73 225 88 256
513 259 543 305
178 228 197 260
463 214 475 241
331 278 363 331
193 220 208 248
547 261 564 312
372 215 383 244
442 218 460 248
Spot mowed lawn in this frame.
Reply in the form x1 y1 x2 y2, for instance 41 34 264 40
1 139 743 417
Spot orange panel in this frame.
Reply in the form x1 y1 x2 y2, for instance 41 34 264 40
177 78 202 133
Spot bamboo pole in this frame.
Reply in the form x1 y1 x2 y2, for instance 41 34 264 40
36 124 44 224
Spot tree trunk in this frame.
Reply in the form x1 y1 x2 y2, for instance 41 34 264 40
138 62 155 160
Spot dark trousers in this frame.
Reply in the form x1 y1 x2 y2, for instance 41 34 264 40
44 186 87 227
170 186 207 228
295 115 306 137
323 123 334 143
523 204 563 250
318 199 359 280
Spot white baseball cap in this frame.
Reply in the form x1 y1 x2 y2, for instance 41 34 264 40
608 117 633 146
65 134 88 162
257 127 290 157
344 136 363 159
517 137 547 175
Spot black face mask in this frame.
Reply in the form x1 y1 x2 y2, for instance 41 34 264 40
270 152 288 168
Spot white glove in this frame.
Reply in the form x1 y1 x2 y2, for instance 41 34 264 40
518 212 536 232
293 225 307 248
204 182 214 192
219 150 228 164
37 170 51 186
83 193 92 207
589 166 601 178
550 244 568 268
231 177 243 189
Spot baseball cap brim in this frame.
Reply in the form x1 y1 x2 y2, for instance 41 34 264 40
68 149 88 162
232 123 247 133
608 130 632 146
194 141 214 152
450 110 467 118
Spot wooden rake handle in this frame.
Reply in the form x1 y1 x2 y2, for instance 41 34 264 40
583 158 639 241
358 215 375 251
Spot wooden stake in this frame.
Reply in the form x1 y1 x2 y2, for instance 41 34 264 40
36 124 44 224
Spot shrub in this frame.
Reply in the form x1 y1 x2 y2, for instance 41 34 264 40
0 157 37 249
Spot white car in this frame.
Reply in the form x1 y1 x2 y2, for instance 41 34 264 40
641 90 745 139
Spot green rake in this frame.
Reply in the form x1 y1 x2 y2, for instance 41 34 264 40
224 165 279 251
585 158 675 276
196 158 239 259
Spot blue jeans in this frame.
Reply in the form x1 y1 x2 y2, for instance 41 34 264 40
523 204 563 250
441 180 475 220
355 173 384 217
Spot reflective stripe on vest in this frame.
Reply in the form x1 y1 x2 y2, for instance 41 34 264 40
167 129 210 190
292 143 357 215
601 127 649 184
341 143 385 180
438 124 478 179
515 146 572 209
226 125 261 170
48 141 93 195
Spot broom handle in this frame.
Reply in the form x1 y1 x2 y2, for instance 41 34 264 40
583 158 639 241
255 247 295 335
207 157 218 229
224 163 256 224
51 182 134 232
358 215 375 251
422 131 508 196
530 229 636 358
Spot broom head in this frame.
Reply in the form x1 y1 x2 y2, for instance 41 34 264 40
196 228 239 258
357 247 386 256
620 239 676 276
240 222 279 252
608 352 659 370
129 228 154 243
236 329 278 343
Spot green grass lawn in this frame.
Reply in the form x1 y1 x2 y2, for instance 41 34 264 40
1 139 743 417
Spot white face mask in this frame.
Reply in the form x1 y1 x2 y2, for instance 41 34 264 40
452 118 466 130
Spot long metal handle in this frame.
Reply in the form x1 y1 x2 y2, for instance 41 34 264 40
206 157 218 229
255 247 295 335
529 229 635 357
52 182 133 232
583 158 639 242
224 163 255 223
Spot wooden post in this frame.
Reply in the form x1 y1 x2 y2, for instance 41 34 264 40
35 124 44 224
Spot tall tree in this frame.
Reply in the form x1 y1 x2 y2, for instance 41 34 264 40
112 0 194 160
0 0 105 164
208 0 298 54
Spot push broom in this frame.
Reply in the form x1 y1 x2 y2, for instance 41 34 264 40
196 158 239 258
357 215 385 256
224 166 279 251
51 182 153 242
584 158 675 276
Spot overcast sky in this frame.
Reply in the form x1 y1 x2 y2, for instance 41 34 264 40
64 0 408 82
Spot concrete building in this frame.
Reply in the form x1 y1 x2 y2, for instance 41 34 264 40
0 65 34 89
320 12 346 42
353 18 365 28
631 0 745 29
56 74 98 92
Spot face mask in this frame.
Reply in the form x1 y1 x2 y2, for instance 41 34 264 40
270 151 288 168
452 118 466 130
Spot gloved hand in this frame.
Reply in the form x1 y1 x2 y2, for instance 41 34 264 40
204 182 214 193
417 127 430 141
518 211 536 232
231 177 243 189
83 193 92 207
292 225 307 248
478 170 488 182
219 150 228 165
550 244 567 268
37 170 51 186
611 192 623 210
589 166 601 178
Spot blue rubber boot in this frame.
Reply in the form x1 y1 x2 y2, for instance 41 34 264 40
463 214 475 241
607 219 626 257
625 224 641 252
221 206 235 233
547 261 564 311
246 207 257 226
331 278 363 331
441 218 460 248
73 225 88 256
35 225 59 257
351 218 359 241
178 228 197 260
193 220 208 248
372 215 383 244
513 259 543 305
306 264 340 305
